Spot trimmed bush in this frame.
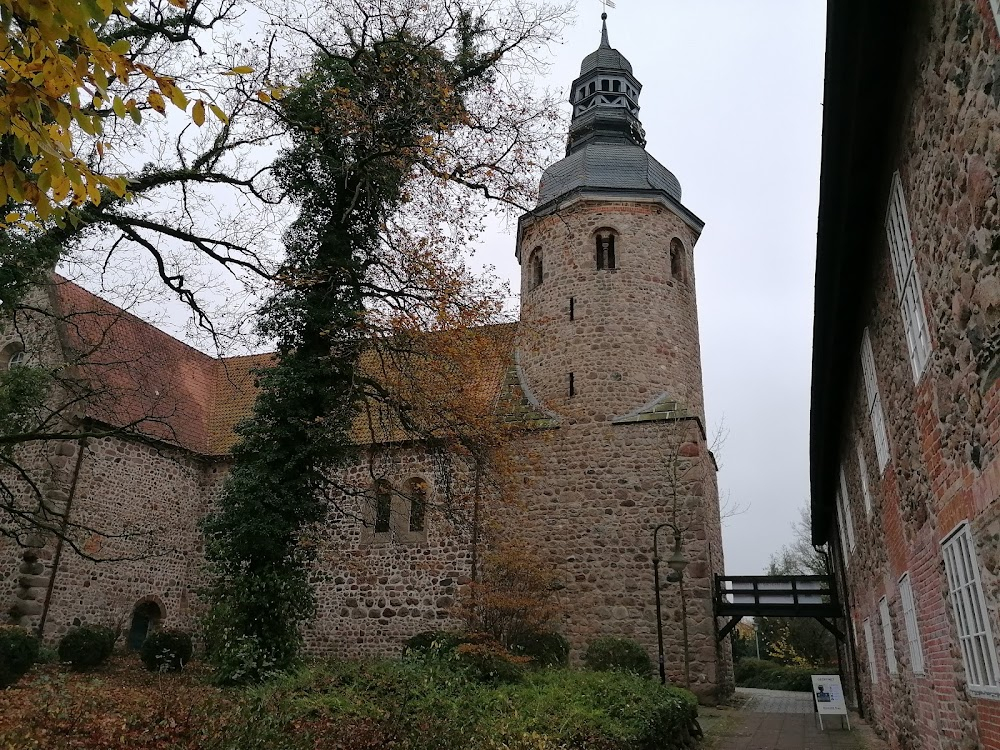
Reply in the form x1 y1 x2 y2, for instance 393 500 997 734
583 636 652 677
507 630 570 668
58 624 114 671
0 625 39 687
734 658 817 692
141 629 193 672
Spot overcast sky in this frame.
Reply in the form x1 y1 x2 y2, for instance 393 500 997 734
473 1 828 574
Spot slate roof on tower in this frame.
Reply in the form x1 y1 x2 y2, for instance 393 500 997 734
533 15 695 225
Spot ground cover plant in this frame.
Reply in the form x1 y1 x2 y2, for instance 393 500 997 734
0 653 699 750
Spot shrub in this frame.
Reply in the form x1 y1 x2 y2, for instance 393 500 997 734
0 625 39 687
58 624 114 671
455 638 527 684
403 630 464 656
583 636 652 677
507 630 570 668
141 629 194 672
500 670 700 750
734 657 817 692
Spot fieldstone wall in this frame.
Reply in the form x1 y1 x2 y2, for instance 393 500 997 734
518 199 705 422
831 2 1000 748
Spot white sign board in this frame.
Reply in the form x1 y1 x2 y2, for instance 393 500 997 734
811 674 850 730
730 579 824 605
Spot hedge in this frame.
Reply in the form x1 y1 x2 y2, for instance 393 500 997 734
734 658 826 692
0 625 39 688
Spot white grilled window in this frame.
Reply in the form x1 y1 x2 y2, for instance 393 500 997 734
838 468 856 550
836 491 851 564
862 329 891 472
857 443 873 516
879 597 898 675
899 573 925 675
942 523 1000 690
864 618 879 684
886 172 931 380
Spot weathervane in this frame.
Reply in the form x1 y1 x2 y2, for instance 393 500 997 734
602 0 616 13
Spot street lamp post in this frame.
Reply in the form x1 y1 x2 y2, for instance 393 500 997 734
652 522 689 686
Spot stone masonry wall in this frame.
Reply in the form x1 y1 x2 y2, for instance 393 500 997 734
832 2 1000 747
518 199 705 422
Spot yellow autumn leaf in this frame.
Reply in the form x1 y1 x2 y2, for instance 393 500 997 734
112 95 126 118
225 66 254 75
209 104 229 124
192 99 205 126
147 89 166 114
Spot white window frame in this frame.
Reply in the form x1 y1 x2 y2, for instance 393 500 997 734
879 596 898 675
6 350 26 369
857 443 873 516
862 329 891 473
942 522 1000 692
886 172 931 380
898 573 925 675
835 492 851 566
864 618 879 684
838 468 856 550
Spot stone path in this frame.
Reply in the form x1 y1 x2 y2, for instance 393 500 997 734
699 688 889 750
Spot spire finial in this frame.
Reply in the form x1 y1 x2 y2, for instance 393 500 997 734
600 13 610 47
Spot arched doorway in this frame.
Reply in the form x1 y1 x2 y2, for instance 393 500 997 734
127 600 163 650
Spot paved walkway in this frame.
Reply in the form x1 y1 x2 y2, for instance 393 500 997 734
700 688 888 750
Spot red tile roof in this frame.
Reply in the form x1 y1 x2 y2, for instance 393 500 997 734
47 278 526 457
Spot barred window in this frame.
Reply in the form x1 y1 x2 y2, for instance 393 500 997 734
886 172 931 380
595 231 617 270
864 619 879 684
898 573 925 675
838 468 856 551
861 329 891 472
942 523 1000 690
857 443 873 516
879 597 898 675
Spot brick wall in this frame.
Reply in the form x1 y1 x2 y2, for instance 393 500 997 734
830 1 1000 747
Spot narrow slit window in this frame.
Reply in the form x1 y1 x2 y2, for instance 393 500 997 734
569 373 575 397
530 248 543 289
569 297 575 321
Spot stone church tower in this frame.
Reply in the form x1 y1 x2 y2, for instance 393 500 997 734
512 16 730 699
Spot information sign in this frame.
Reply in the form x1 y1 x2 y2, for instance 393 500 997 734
811 674 850 731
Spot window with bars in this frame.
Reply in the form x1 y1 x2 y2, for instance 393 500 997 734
862 329 891 472
879 596 898 675
595 231 617 270
864 619 879 684
942 523 1000 691
857 443 873 516
836 496 851 566
886 172 931 380
838 468 856 550
898 573 925 675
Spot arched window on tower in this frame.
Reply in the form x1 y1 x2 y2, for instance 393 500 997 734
2 344 26 370
595 230 617 270
670 238 686 283
529 248 543 289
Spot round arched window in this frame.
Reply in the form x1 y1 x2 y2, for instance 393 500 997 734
6 350 26 369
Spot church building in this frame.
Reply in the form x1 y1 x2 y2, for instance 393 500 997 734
1 18 731 700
